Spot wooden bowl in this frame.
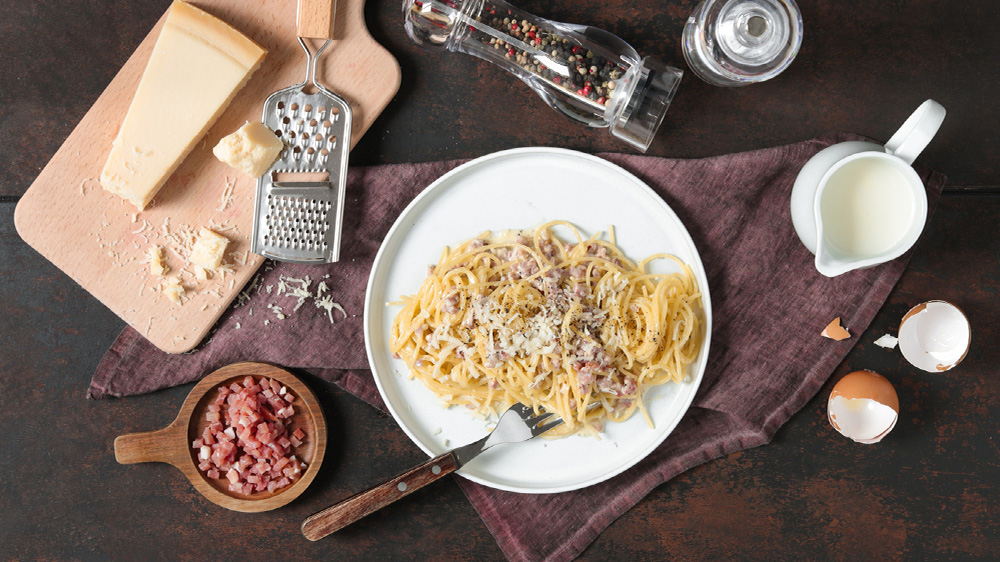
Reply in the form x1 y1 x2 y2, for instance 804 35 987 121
114 362 327 512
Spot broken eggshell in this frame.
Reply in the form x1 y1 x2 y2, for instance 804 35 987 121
898 300 971 372
828 370 899 444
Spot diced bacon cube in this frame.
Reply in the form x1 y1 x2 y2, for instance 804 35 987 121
193 375 306 496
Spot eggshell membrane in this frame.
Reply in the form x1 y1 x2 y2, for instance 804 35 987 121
828 396 898 443
898 300 971 372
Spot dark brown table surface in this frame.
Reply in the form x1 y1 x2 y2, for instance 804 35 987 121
2 1 998 560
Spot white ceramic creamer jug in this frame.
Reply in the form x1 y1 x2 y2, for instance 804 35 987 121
790 100 946 277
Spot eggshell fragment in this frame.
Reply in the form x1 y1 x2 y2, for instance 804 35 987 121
827 370 899 444
874 334 899 349
821 317 851 341
898 301 971 372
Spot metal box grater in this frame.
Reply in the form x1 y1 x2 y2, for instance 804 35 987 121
251 39 353 264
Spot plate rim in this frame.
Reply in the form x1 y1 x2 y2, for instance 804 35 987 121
363 146 713 493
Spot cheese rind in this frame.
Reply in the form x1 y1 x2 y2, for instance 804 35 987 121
213 121 284 178
190 227 230 270
99 1 267 209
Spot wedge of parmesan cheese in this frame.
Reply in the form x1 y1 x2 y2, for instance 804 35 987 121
99 1 267 209
148 245 169 276
162 277 185 304
190 228 230 270
213 121 284 178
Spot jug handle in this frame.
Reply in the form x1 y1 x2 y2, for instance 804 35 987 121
884 100 946 165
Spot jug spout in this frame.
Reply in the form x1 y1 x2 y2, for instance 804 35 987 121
814 245 865 277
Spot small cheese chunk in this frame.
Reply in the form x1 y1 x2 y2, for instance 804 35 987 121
163 277 185 304
190 228 230 270
213 121 283 178
194 265 210 280
148 245 169 276
99 1 267 209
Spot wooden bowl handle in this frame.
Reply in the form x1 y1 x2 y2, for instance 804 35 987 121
114 425 185 466
297 0 336 39
301 452 458 540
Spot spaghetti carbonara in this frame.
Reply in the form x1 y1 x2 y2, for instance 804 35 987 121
390 221 703 437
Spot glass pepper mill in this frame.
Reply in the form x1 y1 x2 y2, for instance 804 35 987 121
403 0 683 152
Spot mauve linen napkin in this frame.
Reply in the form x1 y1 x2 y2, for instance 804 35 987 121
91 133 945 562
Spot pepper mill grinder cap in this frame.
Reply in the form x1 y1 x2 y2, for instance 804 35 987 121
608 57 683 152
403 0 474 50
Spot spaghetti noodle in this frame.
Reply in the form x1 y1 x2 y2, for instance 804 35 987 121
390 221 703 437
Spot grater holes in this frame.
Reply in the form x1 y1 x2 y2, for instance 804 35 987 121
290 103 299 111
323 120 332 129
329 136 337 148
277 101 285 110
330 106 340 115
318 106 326 115
304 104 313 112
282 116 290 125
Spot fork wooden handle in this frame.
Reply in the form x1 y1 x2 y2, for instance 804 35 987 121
297 0 337 39
301 452 459 540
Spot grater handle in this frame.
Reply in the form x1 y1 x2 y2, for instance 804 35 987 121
297 0 337 40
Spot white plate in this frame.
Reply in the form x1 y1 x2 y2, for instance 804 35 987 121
364 147 712 493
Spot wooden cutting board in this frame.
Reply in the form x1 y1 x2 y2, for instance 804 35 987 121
14 0 400 353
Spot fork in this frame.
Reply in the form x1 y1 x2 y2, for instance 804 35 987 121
301 403 561 540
